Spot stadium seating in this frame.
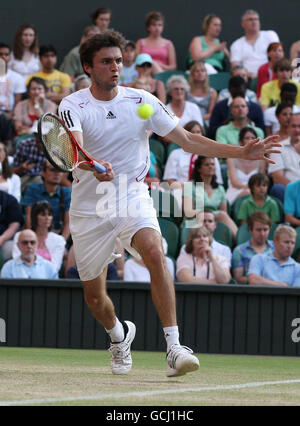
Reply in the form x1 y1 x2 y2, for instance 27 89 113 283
149 138 166 176
150 188 182 226
154 70 188 86
209 72 230 92
236 223 279 246
158 217 179 259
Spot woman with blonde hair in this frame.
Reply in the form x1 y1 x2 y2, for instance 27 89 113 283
187 14 229 71
176 226 231 284
187 60 218 125
9 24 41 81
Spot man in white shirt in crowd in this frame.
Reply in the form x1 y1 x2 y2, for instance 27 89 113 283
230 10 279 79
269 113 300 202
0 43 26 117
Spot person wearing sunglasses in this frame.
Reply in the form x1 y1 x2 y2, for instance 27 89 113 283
132 53 166 103
1 229 58 279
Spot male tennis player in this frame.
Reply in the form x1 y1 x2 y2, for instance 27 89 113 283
58 31 280 377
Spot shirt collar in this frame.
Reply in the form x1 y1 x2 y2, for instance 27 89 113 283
269 251 295 266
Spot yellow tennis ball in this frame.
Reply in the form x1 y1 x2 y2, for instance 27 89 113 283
137 103 154 119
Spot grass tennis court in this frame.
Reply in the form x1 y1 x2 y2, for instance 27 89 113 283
0 347 299 406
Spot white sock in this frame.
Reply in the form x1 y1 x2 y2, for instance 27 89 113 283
106 317 125 343
163 326 180 351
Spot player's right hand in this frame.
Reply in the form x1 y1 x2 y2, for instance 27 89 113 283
93 161 114 182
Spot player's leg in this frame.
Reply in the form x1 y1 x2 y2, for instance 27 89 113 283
131 227 199 377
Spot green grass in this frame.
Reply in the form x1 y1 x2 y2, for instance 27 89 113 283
0 347 299 406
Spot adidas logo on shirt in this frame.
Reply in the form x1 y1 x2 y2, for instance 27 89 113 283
106 111 116 119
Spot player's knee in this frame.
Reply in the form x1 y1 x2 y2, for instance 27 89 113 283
84 291 105 309
143 244 164 267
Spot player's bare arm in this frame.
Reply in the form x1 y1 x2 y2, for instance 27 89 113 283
166 125 281 164
72 130 114 181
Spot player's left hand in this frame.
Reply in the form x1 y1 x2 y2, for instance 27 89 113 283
242 135 281 164
93 161 114 181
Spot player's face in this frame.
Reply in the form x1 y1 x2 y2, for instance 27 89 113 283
86 47 123 90
275 233 296 259
251 221 270 245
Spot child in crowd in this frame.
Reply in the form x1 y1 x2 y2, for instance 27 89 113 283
119 40 138 86
238 173 281 224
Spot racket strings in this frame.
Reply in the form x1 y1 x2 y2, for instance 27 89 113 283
40 115 76 171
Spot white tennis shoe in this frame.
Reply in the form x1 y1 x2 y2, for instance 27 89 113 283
166 344 200 377
109 320 136 375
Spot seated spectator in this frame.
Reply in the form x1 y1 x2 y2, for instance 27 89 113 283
187 14 229 72
131 54 166 103
1 229 58 279
8 24 41 82
218 65 257 103
230 9 279 78
284 179 300 227
257 42 284 99
232 211 274 284
22 161 71 240
269 113 300 202
73 74 91 92
186 60 218 126
135 11 177 75
216 96 264 145
12 201 66 274
163 120 223 187
90 7 111 33
237 173 280 224
119 40 138 86
166 75 203 128
60 25 100 80
290 40 300 62
264 83 300 135
13 76 57 138
0 43 26 118
124 237 174 281
183 156 238 237
0 142 21 201
260 58 300 110
248 224 300 286
0 190 23 262
176 226 231 284
208 76 265 139
226 127 265 205
12 123 46 194
27 45 72 105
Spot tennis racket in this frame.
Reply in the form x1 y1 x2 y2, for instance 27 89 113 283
38 113 107 173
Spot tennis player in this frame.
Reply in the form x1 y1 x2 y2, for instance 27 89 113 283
58 31 280 377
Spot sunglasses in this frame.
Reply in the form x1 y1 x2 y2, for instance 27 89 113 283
139 63 152 68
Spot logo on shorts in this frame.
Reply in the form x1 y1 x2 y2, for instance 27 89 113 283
106 111 117 119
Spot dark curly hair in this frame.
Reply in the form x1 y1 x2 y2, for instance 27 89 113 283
190 156 218 189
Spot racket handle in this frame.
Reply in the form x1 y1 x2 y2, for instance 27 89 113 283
93 160 107 174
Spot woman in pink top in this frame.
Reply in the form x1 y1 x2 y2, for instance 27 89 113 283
135 11 177 75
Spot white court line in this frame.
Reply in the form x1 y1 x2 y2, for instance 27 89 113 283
0 379 300 406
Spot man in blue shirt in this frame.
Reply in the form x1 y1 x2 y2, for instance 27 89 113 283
1 229 58 279
22 161 71 240
284 179 300 227
248 224 300 286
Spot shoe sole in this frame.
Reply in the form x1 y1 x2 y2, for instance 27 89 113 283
166 357 200 378
111 321 136 375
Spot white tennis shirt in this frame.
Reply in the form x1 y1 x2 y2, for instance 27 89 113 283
59 86 178 216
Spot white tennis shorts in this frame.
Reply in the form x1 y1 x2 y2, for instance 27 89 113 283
69 192 161 281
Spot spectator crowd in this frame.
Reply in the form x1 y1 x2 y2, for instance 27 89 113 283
0 7 300 286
